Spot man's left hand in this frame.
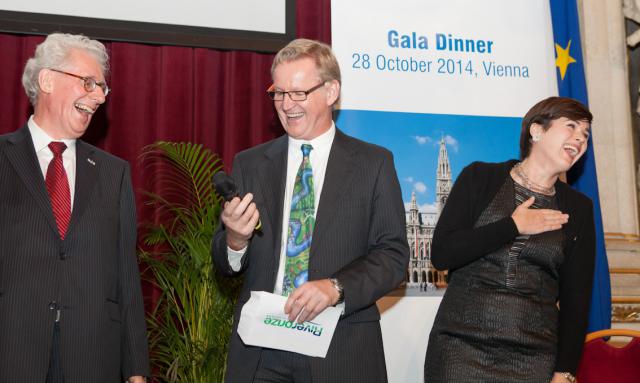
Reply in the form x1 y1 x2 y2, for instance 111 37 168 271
284 279 340 323
128 376 146 383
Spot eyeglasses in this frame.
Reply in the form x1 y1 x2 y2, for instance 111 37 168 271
50 68 110 96
267 83 325 101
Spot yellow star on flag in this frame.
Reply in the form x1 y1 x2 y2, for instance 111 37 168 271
555 40 577 80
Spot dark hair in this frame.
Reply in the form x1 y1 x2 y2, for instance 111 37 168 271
519 96 592 159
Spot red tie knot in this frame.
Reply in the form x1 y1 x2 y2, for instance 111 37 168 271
48 141 67 157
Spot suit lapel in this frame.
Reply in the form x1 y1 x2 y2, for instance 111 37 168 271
256 136 288 264
4 125 60 236
67 140 98 237
313 129 357 250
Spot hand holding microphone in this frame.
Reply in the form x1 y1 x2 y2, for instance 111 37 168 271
212 171 241 202
212 172 261 250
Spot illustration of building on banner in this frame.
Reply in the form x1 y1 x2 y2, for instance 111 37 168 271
405 137 451 290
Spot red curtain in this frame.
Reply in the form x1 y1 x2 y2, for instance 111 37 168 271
0 0 329 225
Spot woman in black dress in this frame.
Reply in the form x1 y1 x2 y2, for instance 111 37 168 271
424 97 596 383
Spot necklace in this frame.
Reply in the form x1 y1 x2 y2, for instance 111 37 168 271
512 162 556 196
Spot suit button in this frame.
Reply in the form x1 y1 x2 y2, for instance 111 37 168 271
48 301 59 310
59 251 67 260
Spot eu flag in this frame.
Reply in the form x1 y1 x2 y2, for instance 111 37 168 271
550 0 612 332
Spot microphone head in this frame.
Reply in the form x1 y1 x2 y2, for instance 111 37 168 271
212 171 239 201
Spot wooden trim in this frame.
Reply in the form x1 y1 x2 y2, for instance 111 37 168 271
612 304 639 323
609 268 640 274
612 297 640 304
605 232 640 242
586 328 640 342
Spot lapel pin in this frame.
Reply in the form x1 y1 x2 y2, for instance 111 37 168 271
87 158 96 166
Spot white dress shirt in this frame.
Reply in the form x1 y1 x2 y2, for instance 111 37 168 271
227 123 336 295
28 115 77 209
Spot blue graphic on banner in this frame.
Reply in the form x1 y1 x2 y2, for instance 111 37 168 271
338 110 520 205
550 0 612 332
339 110 520 295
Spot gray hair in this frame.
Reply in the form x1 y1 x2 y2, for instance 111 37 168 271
271 39 341 85
271 39 341 106
22 33 109 106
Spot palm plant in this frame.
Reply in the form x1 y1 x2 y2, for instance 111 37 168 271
139 141 241 382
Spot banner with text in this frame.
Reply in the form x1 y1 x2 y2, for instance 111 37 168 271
332 1 558 381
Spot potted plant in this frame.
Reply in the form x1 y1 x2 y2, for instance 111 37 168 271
139 141 241 382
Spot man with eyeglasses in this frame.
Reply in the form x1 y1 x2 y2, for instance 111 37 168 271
212 38 409 382
0 33 149 382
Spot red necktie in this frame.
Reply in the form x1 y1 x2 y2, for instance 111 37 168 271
46 142 71 239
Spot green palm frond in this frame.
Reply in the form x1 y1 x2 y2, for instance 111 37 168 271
139 141 240 383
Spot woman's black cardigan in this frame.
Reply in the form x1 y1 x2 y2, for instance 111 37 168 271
431 160 596 374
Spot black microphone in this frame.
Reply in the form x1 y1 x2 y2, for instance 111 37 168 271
212 171 262 230
212 171 239 202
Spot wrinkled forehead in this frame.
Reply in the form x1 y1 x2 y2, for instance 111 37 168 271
272 59 322 89
273 57 320 77
61 49 106 80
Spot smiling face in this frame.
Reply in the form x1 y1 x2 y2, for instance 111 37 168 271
529 117 590 173
272 57 339 141
34 49 106 140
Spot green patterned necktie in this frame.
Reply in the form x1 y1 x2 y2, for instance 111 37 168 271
282 144 315 296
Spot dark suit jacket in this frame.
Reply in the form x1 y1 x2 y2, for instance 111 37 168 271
0 125 150 382
212 128 409 382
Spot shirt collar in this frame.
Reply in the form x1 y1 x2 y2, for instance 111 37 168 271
288 122 336 153
28 115 77 153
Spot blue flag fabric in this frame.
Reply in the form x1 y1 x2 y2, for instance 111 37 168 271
549 0 612 332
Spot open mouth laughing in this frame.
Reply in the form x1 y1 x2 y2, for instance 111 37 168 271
75 102 96 115
286 112 304 121
563 143 580 159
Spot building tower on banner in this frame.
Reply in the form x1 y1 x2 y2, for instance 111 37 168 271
436 137 452 215
405 138 451 289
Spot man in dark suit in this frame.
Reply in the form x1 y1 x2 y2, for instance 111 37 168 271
212 38 409 382
0 33 149 382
